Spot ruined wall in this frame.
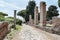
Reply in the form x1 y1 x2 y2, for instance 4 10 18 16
52 17 60 26
0 22 9 40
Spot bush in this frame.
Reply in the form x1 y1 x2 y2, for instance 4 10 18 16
16 19 22 25
16 25 21 30
5 17 22 25
10 24 21 30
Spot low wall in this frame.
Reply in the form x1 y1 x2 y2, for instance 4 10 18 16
0 22 9 40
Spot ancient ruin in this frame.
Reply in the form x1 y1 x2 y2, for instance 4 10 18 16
14 10 17 29
34 6 38 25
40 2 46 27
29 1 46 27
29 15 33 25
0 22 9 40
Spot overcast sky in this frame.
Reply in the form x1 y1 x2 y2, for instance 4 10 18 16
0 0 60 20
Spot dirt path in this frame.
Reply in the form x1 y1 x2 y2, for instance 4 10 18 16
12 24 60 40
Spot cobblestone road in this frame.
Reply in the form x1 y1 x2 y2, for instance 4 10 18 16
12 24 60 40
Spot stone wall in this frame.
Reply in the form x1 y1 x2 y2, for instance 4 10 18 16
52 17 60 26
0 22 9 40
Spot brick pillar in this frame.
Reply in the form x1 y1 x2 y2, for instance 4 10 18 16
40 2 46 27
14 10 17 29
29 15 32 25
34 6 38 25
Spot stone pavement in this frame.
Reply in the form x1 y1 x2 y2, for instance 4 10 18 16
12 24 60 40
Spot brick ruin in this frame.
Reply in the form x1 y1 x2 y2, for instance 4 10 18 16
28 1 60 35
52 16 60 26
0 10 16 40
40 2 46 27
29 1 46 27
0 22 9 40
14 10 17 29
29 1 60 27
34 6 38 25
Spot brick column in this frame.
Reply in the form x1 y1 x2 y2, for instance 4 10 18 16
29 15 32 25
40 2 46 27
14 10 17 29
34 6 38 25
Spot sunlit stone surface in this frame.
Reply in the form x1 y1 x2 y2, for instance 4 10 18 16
12 24 60 40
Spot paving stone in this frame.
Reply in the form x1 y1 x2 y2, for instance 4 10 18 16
12 24 60 40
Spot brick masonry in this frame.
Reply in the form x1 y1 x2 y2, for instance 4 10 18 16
40 1 46 27
0 22 9 40
52 16 60 26
34 6 38 25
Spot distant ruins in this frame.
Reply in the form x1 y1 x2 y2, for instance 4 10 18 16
40 2 46 27
52 16 60 26
34 6 38 25
29 1 46 27
28 1 60 34
29 1 60 27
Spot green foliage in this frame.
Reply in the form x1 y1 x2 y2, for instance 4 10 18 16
16 19 22 25
6 25 21 40
0 12 8 21
26 0 36 22
5 17 22 25
0 15 5 21
0 12 8 16
17 10 26 18
58 0 60 7
16 25 21 30
17 0 36 22
5 17 14 23
47 5 59 21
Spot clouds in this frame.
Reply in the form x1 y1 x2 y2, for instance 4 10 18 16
3 0 29 8
0 0 27 20
0 0 60 18
0 3 5 7
0 0 26 17
0 0 22 10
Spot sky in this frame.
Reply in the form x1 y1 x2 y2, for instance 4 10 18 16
0 0 60 20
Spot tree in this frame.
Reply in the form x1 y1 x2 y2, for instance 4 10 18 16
0 12 8 16
26 0 36 22
16 19 22 25
17 10 26 18
58 0 60 7
38 13 40 20
17 0 36 22
47 5 59 21
0 12 8 21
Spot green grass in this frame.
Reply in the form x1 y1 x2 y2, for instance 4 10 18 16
46 24 53 27
16 25 21 30
7 29 16 40
5 25 21 40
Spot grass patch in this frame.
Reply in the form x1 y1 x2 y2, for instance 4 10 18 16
4 25 21 40
7 29 16 40
46 24 53 27
16 25 21 30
